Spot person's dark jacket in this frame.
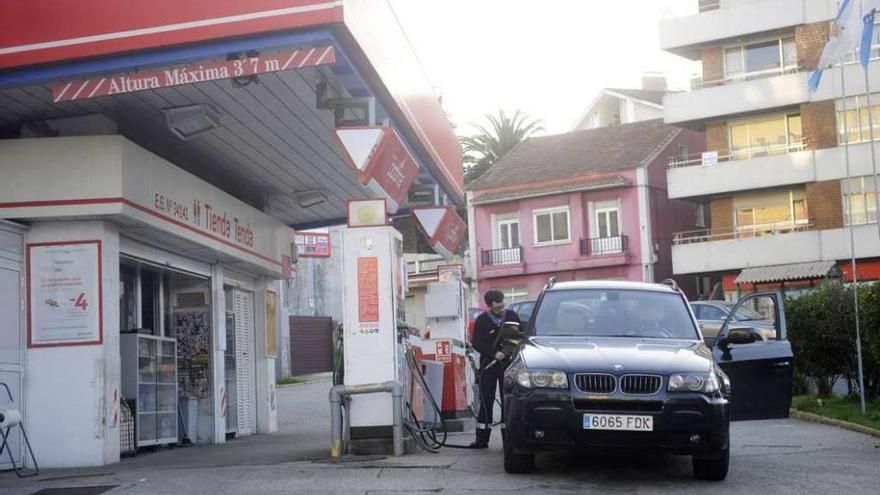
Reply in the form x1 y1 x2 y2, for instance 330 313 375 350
472 309 521 377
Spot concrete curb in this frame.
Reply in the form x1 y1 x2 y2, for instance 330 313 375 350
790 409 880 439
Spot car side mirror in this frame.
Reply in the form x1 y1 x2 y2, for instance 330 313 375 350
502 321 523 338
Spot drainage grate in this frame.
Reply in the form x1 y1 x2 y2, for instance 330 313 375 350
741 444 803 455
32 486 117 495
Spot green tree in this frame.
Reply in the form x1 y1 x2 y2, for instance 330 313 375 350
787 280 880 400
460 110 543 184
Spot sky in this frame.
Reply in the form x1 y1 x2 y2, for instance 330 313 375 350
389 0 700 136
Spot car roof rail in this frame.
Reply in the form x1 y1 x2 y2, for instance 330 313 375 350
545 275 558 290
660 279 679 292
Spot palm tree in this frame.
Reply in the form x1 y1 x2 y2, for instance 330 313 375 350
461 110 543 184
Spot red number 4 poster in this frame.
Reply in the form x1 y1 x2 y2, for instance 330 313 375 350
28 240 103 347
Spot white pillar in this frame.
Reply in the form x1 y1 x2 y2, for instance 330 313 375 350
210 264 227 444
636 167 655 283
25 220 120 467
253 278 279 434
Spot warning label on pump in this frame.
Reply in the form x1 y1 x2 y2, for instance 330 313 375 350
435 340 452 363
357 257 379 325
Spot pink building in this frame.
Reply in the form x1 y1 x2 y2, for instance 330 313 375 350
466 119 705 302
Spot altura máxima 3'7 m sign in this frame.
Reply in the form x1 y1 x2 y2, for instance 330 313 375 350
51 44 335 103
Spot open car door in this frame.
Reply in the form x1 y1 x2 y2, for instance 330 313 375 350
712 292 793 421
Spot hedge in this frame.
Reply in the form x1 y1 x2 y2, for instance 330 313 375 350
785 281 880 400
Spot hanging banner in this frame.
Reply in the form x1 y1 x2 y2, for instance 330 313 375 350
51 45 336 103
412 206 467 259
334 126 419 213
28 240 103 347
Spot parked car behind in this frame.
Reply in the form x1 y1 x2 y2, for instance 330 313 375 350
690 300 776 343
467 307 483 343
507 299 536 326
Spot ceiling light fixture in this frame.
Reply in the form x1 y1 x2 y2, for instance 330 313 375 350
164 104 221 140
294 189 328 208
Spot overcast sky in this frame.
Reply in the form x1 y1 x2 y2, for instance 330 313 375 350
389 0 700 135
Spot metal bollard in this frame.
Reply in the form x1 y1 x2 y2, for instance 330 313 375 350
329 381 404 458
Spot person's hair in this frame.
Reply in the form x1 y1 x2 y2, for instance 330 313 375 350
484 289 505 307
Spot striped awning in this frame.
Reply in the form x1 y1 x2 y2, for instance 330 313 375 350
735 261 840 285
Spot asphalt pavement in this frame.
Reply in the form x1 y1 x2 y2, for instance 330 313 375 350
1 373 878 494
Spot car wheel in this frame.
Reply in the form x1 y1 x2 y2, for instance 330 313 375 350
692 444 729 481
503 436 535 474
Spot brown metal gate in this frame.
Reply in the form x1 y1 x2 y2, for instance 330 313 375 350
289 316 334 375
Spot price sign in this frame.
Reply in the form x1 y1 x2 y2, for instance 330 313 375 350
28 241 103 347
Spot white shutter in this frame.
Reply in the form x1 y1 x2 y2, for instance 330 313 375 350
0 225 24 467
233 290 256 435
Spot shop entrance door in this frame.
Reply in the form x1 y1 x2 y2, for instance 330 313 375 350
0 227 24 468
232 290 256 436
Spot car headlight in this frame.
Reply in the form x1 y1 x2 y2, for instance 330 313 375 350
516 370 569 389
667 372 719 393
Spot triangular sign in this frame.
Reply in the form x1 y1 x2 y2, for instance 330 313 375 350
413 207 447 237
335 128 385 171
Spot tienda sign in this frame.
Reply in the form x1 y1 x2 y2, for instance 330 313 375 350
334 126 419 213
412 206 467 259
51 45 335 103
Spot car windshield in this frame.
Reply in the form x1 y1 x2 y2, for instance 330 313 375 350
534 289 699 339
731 305 764 321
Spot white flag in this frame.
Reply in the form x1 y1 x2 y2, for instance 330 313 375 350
810 0 862 91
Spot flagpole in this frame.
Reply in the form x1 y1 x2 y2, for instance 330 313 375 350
842 60 868 415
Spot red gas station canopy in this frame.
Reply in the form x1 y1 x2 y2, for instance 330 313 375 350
0 0 464 205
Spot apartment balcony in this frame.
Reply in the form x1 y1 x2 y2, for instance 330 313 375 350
671 223 880 275
672 223 818 274
667 61 880 125
667 141 813 199
573 235 631 268
664 70 809 125
659 0 834 59
479 246 525 279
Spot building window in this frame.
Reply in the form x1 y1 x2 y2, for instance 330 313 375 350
837 95 880 145
728 113 803 159
675 144 689 163
695 204 707 228
503 287 529 303
723 38 797 83
734 189 809 236
533 206 570 245
595 204 621 238
497 218 521 250
843 176 879 225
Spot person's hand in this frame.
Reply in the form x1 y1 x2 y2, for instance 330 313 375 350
494 351 506 361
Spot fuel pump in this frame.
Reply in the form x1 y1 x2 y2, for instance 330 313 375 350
421 265 472 431
340 224 410 453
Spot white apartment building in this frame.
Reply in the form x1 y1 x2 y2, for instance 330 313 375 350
661 0 880 298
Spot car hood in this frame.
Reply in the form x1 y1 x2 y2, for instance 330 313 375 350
519 336 713 374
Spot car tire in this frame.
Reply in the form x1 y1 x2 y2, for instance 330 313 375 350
692 444 729 481
502 438 535 474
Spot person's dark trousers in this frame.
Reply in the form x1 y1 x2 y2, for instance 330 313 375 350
474 373 504 446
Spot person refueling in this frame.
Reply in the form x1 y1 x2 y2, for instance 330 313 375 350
469 289 521 448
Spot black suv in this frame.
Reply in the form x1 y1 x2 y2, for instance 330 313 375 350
502 280 793 480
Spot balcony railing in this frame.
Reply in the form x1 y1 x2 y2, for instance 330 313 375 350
668 139 808 169
673 222 813 245
406 257 446 275
690 64 801 90
481 246 523 266
580 235 628 256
